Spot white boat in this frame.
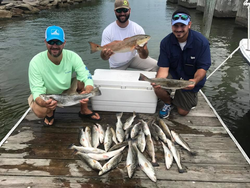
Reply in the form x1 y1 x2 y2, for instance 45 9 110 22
239 1 250 98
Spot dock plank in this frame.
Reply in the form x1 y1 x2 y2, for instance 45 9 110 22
0 92 249 187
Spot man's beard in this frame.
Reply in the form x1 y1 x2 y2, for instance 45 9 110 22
48 48 62 58
116 14 130 23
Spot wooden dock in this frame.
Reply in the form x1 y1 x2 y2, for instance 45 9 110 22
0 92 250 187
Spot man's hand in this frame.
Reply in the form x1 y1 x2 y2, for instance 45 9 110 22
151 82 161 89
101 48 114 60
135 42 149 59
183 79 196 90
79 85 93 104
44 98 57 110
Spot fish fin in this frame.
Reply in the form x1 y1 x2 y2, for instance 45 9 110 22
88 42 101 54
138 73 147 81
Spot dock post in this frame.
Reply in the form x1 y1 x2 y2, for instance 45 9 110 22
202 0 217 39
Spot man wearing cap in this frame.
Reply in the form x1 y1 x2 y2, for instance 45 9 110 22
153 8 211 118
28 25 101 126
100 0 158 71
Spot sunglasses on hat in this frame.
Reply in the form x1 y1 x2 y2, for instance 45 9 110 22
47 40 64 46
172 14 190 21
115 8 129 13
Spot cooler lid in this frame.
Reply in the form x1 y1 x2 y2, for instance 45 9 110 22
92 69 156 89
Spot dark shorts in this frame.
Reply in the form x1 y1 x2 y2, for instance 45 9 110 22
172 90 198 111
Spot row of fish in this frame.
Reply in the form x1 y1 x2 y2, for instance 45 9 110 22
69 112 196 182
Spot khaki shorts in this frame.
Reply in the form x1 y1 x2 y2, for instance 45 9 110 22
28 94 34 108
111 54 158 71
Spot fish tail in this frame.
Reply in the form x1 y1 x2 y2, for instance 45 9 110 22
152 161 159 167
92 87 101 96
189 151 197 156
88 42 101 54
178 167 187 173
68 144 75 149
71 149 78 155
116 112 123 118
138 73 148 81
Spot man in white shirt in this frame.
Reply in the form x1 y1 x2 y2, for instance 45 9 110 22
100 0 158 71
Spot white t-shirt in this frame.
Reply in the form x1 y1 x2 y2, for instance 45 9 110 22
179 41 187 51
101 20 145 68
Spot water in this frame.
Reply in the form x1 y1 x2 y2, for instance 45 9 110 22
0 0 249 157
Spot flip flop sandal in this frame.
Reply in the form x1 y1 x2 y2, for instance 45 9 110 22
43 110 55 126
78 111 101 121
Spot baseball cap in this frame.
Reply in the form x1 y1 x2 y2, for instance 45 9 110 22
45 25 65 42
114 0 130 10
171 8 191 26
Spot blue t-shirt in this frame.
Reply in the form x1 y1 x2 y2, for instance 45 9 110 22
157 29 211 92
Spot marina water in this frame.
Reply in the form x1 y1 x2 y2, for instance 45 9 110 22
0 0 249 157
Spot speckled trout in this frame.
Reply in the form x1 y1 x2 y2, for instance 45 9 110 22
88 34 151 54
40 87 101 107
139 73 195 90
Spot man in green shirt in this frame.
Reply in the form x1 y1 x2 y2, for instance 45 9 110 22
28 25 101 126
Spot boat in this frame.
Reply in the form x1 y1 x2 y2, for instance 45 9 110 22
239 1 250 98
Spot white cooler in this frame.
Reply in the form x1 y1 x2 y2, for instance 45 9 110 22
91 69 157 114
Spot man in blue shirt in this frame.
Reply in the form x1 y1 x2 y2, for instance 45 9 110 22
153 8 211 118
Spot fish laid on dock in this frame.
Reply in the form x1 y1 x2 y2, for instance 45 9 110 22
126 140 138 178
69 144 106 154
92 124 100 148
116 112 125 143
86 146 126 161
166 138 186 173
171 130 197 155
88 34 151 54
75 151 103 171
39 87 101 107
99 152 123 176
123 111 136 130
161 142 173 170
139 73 195 90
69 111 197 181
104 126 113 152
133 143 157 182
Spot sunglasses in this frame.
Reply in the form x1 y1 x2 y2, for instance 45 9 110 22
115 8 129 13
172 14 190 21
47 40 64 45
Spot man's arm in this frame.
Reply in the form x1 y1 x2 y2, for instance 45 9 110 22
184 68 207 90
156 67 169 78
